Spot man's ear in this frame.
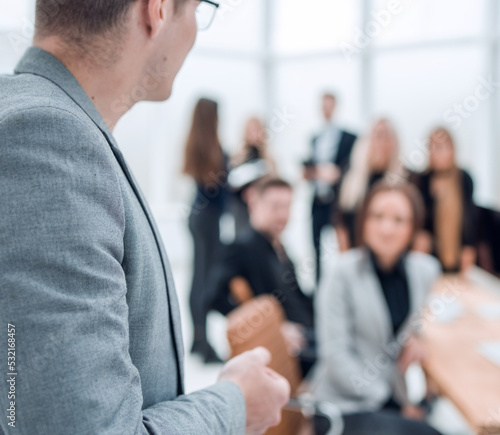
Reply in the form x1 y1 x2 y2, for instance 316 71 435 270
244 187 258 207
144 0 169 37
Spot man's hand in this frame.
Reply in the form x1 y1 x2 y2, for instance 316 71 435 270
398 335 425 374
218 347 291 435
302 166 316 181
402 404 426 421
316 163 341 184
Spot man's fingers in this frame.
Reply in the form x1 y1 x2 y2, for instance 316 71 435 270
265 368 291 405
248 346 272 366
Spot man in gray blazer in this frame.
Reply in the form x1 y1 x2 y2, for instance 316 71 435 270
0 1 289 434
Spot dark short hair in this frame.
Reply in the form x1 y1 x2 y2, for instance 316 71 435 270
35 0 186 42
252 177 293 195
355 180 425 248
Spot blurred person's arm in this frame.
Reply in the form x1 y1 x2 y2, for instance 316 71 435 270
315 264 388 399
395 254 441 413
205 243 246 315
398 335 430 422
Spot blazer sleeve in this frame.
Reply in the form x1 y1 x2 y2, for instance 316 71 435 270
205 242 245 315
0 107 245 435
315 263 387 400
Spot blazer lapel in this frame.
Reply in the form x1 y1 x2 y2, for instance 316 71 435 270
403 256 425 326
14 47 185 393
107 144 185 394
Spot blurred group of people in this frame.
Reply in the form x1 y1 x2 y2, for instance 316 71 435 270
181 92 479 434
307 93 476 276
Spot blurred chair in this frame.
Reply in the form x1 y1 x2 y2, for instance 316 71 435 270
226 293 343 435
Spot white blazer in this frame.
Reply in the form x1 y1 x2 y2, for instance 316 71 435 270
309 248 441 414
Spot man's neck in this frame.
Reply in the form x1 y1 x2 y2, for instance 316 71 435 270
34 39 140 131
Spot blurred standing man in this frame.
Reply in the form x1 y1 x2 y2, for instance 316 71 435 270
0 1 289 434
303 93 357 284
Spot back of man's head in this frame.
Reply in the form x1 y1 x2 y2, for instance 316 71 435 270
35 0 186 47
35 1 135 43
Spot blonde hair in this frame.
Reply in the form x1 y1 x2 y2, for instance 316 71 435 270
340 118 403 212
231 117 277 174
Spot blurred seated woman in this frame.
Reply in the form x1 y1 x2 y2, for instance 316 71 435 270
311 181 442 435
336 118 405 252
410 127 477 274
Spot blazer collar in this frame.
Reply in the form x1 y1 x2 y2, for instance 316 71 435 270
14 46 118 149
358 248 422 341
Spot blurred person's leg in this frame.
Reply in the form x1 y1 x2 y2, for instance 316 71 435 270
312 202 333 284
188 207 223 363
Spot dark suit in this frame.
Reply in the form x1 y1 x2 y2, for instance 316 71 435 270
310 129 357 283
207 228 314 328
207 228 316 375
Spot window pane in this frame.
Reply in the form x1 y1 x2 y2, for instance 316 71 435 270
371 0 486 46
195 0 264 52
274 0 361 54
0 0 31 30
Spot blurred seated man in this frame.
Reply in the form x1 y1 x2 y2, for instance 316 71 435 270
207 177 315 375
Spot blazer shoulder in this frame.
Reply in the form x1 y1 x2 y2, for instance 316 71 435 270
407 251 441 277
325 248 365 280
0 73 95 129
341 130 357 141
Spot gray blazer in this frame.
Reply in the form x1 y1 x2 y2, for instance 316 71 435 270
309 248 441 414
0 47 245 434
